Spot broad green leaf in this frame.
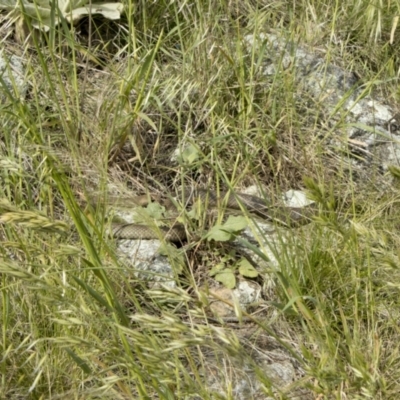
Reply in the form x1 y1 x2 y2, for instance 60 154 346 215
206 215 248 242
238 258 258 278
145 202 166 220
184 198 202 221
206 225 233 241
215 269 236 289
0 0 123 31
209 263 225 276
180 144 200 165
131 201 166 224
221 215 248 231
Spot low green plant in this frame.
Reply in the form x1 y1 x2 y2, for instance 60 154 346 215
0 0 123 32
209 253 258 289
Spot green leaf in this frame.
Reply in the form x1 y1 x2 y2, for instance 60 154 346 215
238 258 258 278
206 225 233 241
209 263 225 276
221 215 248 231
177 143 200 166
130 201 166 224
184 198 202 221
215 269 236 289
206 215 248 242
145 202 166 219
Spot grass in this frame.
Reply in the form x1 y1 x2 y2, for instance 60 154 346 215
1 0 400 398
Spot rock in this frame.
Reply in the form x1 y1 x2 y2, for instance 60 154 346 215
244 32 400 173
0 53 27 103
206 280 262 319
116 239 177 288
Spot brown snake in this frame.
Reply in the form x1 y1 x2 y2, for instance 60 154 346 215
104 188 316 242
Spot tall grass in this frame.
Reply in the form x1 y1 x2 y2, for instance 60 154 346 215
1 0 400 398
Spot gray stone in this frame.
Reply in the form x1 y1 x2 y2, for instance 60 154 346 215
0 53 27 102
244 32 400 172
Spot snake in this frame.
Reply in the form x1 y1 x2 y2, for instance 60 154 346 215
99 188 317 242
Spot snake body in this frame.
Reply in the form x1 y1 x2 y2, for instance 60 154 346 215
108 188 316 242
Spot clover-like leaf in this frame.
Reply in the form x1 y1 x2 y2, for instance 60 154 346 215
145 202 166 220
206 225 232 241
178 143 200 166
214 268 236 289
238 258 258 278
221 215 248 231
209 263 225 277
206 215 248 242
129 201 166 226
